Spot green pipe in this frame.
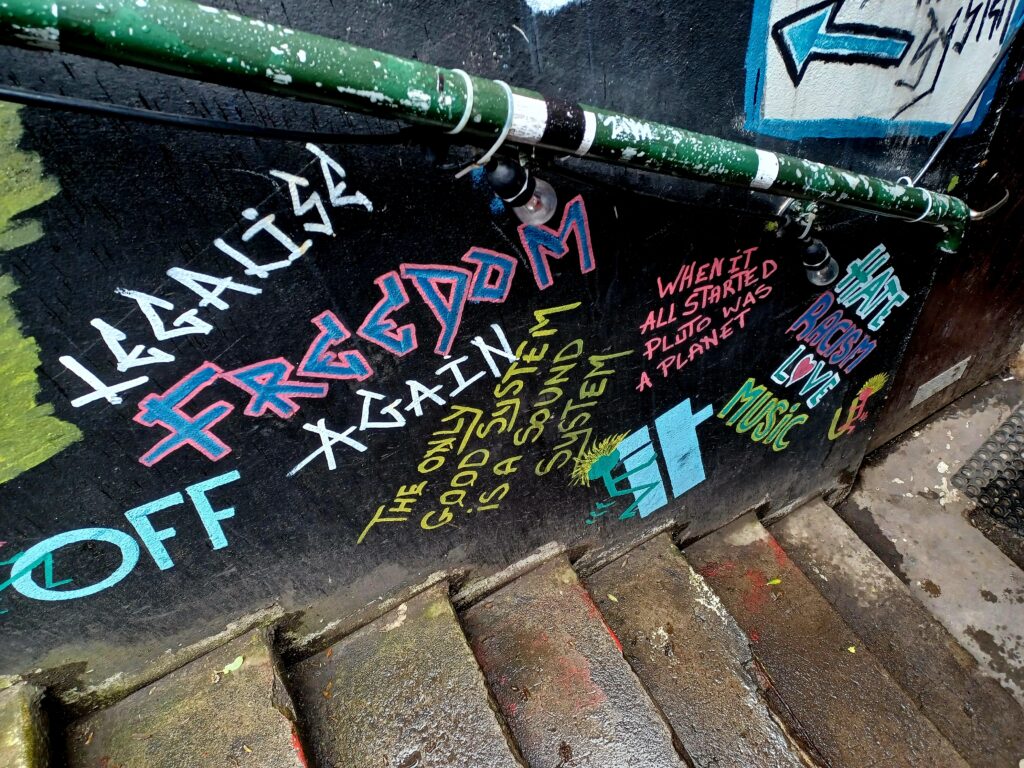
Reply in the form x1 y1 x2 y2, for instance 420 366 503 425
0 0 971 232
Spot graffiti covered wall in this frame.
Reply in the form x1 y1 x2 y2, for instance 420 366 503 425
0 0 1015 690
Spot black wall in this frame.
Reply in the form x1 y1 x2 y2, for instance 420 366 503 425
0 0 1019 694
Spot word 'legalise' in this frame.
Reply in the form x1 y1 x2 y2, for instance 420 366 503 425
59 144 373 409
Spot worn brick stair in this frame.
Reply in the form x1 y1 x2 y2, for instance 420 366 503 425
461 555 687 768
584 533 805 768
772 499 1024 767
287 582 525 768
64 628 305 768
685 513 971 768
17 491 1024 768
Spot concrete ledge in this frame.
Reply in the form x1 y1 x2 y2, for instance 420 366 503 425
0 683 48 768
65 628 304 768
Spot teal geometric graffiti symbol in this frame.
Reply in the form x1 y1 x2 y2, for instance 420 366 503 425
586 436 666 521
655 398 714 499
616 426 669 519
585 398 712 524
587 448 622 483
0 551 72 610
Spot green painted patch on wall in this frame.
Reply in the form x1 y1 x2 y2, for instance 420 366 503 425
0 102 58 250
0 101 81 485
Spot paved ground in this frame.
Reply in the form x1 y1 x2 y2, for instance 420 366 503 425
462 556 687 768
838 375 1024 706
586 534 803 768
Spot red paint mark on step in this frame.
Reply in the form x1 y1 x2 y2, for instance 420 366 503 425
749 629 761 643
603 619 624 654
556 655 607 710
291 729 309 768
574 584 623 653
742 568 770 613
765 536 790 570
575 584 601 618
528 630 551 651
699 559 736 578
488 680 518 718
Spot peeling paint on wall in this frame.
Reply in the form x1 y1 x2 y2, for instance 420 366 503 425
524 0 584 15
0 101 81 485
0 274 82 485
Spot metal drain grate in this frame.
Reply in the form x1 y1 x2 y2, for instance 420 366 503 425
951 406 1024 534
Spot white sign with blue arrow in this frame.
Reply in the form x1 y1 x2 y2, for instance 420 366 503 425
744 0 1024 139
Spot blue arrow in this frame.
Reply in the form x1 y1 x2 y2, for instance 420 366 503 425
772 0 914 86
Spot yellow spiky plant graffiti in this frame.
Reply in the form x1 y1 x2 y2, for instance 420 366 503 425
570 433 630 487
862 373 889 394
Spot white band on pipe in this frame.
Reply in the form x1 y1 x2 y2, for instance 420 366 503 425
509 93 548 143
576 110 597 156
751 149 780 190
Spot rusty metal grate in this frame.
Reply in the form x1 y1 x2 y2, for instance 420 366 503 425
951 407 1024 533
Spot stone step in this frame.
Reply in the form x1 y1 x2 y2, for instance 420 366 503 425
584 533 805 768
0 683 48 768
287 583 524 768
462 555 686 768
65 627 305 768
773 500 1024 768
686 513 970 768
837 378 1024 707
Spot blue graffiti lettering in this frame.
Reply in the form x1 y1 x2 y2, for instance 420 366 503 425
399 264 473 356
518 195 595 290
357 270 418 356
4 471 242 606
298 310 373 381
134 363 234 466
223 358 329 418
